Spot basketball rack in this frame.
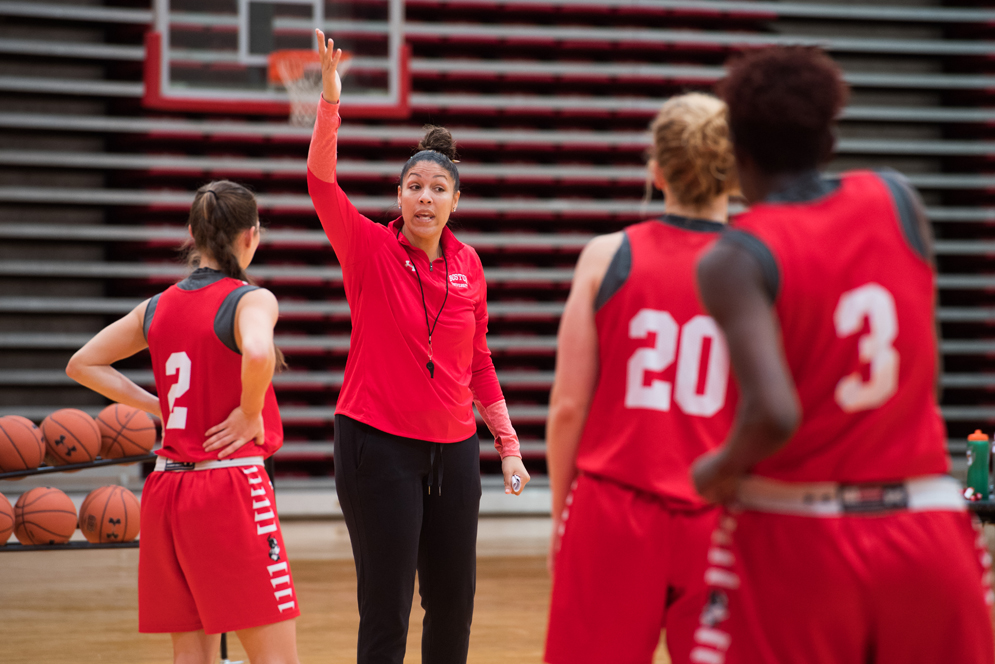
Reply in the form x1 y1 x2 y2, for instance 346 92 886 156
1 450 274 662
0 453 155 552
0 453 156 482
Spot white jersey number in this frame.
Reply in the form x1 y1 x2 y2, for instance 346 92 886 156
165 351 192 430
833 283 899 412
625 309 730 417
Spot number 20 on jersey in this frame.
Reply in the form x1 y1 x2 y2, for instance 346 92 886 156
625 310 730 417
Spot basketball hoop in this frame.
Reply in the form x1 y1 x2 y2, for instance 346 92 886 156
268 49 353 128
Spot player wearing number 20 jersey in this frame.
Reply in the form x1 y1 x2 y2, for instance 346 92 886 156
575 217 737 504
545 217 737 664
545 93 739 664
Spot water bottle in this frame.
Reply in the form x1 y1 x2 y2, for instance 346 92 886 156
966 430 990 500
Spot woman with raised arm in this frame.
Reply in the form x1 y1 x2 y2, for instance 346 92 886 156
307 30 530 664
544 93 738 664
66 180 300 664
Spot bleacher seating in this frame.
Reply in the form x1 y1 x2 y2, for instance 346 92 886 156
0 0 992 482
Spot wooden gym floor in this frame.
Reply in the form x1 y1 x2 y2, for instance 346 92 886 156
0 518 674 663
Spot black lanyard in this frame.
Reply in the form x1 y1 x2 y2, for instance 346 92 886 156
410 249 449 379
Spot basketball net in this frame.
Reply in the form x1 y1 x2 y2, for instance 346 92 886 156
268 49 353 128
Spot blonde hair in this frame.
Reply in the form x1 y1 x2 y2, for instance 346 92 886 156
648 93 737 210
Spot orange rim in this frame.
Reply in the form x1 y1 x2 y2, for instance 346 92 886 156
267 49 353 84
267 49 321 84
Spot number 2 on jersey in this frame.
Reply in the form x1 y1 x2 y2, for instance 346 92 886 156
625 309 730 416
165 351 191 429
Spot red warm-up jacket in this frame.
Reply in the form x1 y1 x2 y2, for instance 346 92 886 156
307 98 519 455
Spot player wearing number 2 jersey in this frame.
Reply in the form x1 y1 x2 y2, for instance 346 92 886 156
691 47 993 664
67 180 301 664
545 94 738 664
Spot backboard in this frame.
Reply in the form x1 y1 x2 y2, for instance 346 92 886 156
145 0 409 118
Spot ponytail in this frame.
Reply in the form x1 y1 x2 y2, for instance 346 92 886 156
185 181 287 371
187 183 255 283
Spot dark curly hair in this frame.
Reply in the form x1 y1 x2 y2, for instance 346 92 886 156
718 46 849 174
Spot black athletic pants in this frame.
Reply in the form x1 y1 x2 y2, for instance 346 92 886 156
334 414 482 664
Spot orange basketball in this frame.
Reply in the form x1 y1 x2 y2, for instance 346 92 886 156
96 404 157 459
78 485 140 544
0 492 13 544
41 409 100 466
0 415 45 473
14 487 77 545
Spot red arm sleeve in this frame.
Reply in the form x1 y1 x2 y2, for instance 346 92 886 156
307 98 379 268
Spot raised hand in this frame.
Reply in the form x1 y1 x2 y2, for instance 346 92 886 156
315 29 344 104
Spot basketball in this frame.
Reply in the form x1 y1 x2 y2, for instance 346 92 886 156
0 492 13 544
13 487 77 545
0 415 46 473
78 486 140 544
96 404 157 460
41 409 101 466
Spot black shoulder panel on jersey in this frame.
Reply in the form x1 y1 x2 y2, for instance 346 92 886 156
177 267 227 291
594 233 632 312
876 169 931 262
657 214 726 234
143 293 162 341
764 170 841 204
720 230 780 302
214 285 261 354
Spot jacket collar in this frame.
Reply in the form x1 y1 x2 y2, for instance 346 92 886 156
389 217 465 257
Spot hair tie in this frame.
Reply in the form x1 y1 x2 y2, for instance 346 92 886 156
205 190 218 199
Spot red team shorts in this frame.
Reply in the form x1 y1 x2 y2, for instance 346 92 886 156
545 473 718 664
692 500 994 663
138 462 300 635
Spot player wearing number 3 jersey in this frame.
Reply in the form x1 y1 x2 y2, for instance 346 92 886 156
691 47 993 664
545 94 739 664
67 180 301 664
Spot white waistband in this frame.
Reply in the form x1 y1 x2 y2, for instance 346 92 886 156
154 456 265 472
737 475 965 516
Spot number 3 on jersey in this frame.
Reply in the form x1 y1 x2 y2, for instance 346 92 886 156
834 283 899 412
625 309 730 417
165 351 191 430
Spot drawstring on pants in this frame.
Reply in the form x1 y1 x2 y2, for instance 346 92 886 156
428 443 444 495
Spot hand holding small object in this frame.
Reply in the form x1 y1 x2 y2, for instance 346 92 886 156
502 455 530 495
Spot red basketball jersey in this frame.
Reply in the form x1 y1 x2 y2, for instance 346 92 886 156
576 218 738 508
147 273 283 462
734 170 948 483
